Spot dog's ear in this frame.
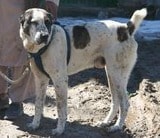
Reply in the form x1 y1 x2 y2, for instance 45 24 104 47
47 13 54 23
19 14 25 26
19 11 32 35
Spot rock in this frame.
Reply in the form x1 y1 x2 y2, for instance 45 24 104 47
155 8 160 19
126 79 160 137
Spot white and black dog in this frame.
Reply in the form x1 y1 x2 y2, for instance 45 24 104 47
19 8 147 135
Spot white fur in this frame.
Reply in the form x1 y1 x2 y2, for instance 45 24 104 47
20 8 147 135
130 8 147 35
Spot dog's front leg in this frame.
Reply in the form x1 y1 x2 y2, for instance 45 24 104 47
52 76 68 135
27 76 48 130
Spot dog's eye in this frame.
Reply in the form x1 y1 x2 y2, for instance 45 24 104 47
45 20 52 26
31 21 38 26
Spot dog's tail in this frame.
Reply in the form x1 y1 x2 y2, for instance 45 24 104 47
127 8 147 36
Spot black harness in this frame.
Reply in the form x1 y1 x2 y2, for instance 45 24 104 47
28 23 71 79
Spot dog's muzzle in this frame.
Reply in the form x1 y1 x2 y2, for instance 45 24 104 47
40 33 49 43
36 32 49 45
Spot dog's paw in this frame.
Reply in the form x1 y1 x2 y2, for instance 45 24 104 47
107 125 122 132
97 122 122 133
27 122 39 131
96 121 112 128
52 128 64 136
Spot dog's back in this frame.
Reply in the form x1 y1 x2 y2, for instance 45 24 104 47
65 8 147 75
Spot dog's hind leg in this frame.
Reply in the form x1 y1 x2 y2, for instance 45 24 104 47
100 64 130 132
27 76 48 130
100 66 120 126
108 67 131 132
107 43 138 132
51 75 68 135
100 43 137 132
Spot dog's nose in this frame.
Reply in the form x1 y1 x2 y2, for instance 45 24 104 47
40 33 49 43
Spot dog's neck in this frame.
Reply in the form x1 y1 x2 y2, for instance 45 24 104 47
29 25 54 56
27 26 55 79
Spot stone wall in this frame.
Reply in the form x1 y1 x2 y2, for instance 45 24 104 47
118 0 146 8
146 0 160 7
58 0 160 19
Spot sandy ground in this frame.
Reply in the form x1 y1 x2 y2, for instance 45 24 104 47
0 28 160 138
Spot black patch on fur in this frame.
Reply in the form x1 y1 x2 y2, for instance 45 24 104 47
19 11 33 35
117 27 128 42
127 21 135 35
73 25 90 49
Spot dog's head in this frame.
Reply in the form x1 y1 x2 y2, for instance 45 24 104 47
19 8 53 53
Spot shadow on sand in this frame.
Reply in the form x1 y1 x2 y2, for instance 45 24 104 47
12 114 132 138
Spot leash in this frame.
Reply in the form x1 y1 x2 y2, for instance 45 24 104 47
0 66 29 85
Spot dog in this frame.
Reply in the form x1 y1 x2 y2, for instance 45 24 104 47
19 8 147 135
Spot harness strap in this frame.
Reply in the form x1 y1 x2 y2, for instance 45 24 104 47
54 21 71 65
28 28 54 79
29 52 51 79
28 23 71 79
63 26 71 65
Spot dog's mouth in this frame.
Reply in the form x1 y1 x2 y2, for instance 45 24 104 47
28 44 35 51
25 42 46 53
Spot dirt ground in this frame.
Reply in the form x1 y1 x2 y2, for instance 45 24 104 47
0 39 160 137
